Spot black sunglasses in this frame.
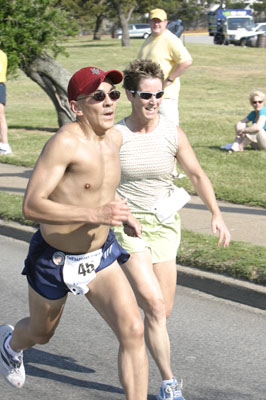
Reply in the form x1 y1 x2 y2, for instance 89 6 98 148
79 90 121 102
130 90 164 100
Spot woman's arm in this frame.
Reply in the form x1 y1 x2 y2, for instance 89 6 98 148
176 127 230 247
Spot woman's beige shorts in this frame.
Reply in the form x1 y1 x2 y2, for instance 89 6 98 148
114 212 181 264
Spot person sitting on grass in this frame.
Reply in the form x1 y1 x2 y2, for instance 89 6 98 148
229 90 266 153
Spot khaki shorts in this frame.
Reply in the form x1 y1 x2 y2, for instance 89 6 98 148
114 212 181 264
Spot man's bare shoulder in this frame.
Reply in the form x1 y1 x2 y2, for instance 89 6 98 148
38 122 82 161
107 126 123 148
54 121 80 140
45 122 80 146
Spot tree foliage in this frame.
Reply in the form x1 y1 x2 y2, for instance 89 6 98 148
0 0 79 126
221 1 247 9
0 0 78 77
141 0 204 24
251 0 266 15
57 0 111 36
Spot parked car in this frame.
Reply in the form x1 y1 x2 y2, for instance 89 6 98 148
116 24 151 39
247 22 266 46
254 22 266 33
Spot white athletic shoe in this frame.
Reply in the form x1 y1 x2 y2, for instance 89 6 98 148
0 324 25 388
0 143 12 155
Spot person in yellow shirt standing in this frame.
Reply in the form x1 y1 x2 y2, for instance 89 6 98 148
138 8 192 127
0 49 11 155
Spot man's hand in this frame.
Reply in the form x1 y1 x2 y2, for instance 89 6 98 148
95 198 130 226
163 79 173 89
123 214 142 238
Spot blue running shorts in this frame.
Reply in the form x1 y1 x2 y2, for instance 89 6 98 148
22 229 129 300
0 83 6 105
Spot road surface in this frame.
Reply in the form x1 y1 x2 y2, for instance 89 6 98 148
183 32 213 45
0 235 265 400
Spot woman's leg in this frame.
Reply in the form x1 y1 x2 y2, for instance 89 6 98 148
256 129 266 150
122 250 174 380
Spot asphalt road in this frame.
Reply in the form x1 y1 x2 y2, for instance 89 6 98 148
182 32 214 45
1 234 266 400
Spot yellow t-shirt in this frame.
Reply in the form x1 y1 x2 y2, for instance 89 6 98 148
0 50 7 83
138 29 191 99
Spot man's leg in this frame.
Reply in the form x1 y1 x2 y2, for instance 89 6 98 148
159 98 179 126
0 103 8 143
0 285 67 388
86 261 148 400
122 250 175 381
11 286 67 351
0 102 12 154
159 98 179 176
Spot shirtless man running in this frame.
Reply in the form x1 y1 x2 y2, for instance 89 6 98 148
0 66 148 400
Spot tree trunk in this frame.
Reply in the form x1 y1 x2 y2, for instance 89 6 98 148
21 52 75 127
93 15 104 40
113 1 136 47
120 13 130 47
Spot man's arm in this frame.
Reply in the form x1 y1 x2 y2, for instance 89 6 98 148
176 127 230 247
164 60 192 87
167 59 192 81
23 130 130 226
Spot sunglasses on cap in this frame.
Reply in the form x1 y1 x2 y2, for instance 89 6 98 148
78 90 121 102
129 90 164 100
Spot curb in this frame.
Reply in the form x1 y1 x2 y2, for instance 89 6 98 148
0 219 36 243
177 265 266 310
1 219 266 311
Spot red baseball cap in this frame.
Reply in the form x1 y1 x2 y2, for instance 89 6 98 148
67 66 123 102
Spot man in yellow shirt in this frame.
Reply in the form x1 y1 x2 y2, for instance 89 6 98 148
139 8 192 126
0 49 11 155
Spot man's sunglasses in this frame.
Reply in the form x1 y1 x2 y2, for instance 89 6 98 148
129 90 164 100
78 90 121 102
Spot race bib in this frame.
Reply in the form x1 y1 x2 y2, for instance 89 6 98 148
63 249 103 295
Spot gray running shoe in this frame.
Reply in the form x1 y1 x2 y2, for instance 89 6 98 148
0 324 25 388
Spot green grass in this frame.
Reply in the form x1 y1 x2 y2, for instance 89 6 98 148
179 230 266 285
4 37 266 208
2 35 266 285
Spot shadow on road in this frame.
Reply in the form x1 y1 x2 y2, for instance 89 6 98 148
24 347 124 395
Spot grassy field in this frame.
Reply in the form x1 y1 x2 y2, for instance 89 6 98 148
1 35 266 284
4 36 266 206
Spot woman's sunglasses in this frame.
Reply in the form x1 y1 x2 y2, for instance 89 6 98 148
129 90 164 100
78 90 121 102
253 100 263 105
